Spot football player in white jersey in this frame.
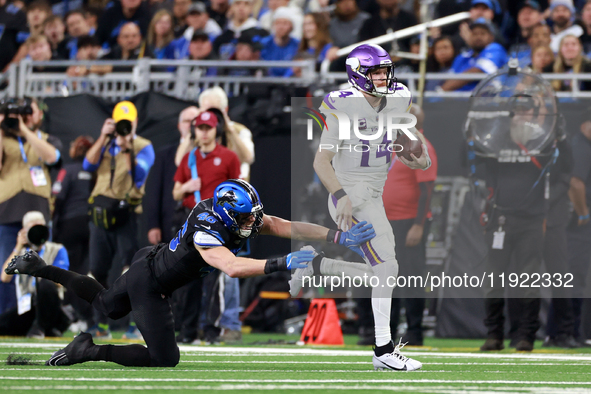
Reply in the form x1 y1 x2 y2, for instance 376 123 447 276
312 43 430 371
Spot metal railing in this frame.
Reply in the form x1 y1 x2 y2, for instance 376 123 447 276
7 57 591 100
10 58 317 102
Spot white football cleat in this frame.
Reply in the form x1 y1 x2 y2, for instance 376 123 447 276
288 246 317 297
372 339 423 371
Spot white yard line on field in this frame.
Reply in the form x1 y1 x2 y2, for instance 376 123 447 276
2 368 591 375
3 342 591 362
2 377 591 385
179 360 591 366
176 346 591 360
176 346 591 362
1 384 591 393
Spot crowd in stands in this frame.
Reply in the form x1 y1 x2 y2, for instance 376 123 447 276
3 0 591 90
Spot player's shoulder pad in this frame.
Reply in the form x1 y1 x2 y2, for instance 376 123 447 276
319 88 359 113
191 202 229 241
386 83 413 112
193 230 224 248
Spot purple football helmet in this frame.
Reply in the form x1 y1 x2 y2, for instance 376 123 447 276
346 44 396 96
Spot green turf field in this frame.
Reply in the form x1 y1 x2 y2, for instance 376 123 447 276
2 333 591 393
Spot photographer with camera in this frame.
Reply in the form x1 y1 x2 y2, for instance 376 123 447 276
0 97 61 315
0 211 70 337
83 101 154 339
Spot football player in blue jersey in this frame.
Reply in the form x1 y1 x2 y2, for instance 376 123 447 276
5 179 375 368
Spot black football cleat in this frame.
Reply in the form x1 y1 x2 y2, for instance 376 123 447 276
46 332 96 366
4 250 47 276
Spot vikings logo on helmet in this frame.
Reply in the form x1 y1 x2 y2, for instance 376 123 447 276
216 191 238 208
345 43 397 96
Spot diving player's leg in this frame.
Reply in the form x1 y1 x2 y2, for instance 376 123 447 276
7 251 105 308
42 263 147 367
126 260 179 367
49 261 177 367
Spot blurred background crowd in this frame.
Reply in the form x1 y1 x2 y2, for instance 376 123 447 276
3 0 591 91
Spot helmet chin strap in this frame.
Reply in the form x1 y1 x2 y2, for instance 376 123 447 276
238 228 252 238
375 85 389 94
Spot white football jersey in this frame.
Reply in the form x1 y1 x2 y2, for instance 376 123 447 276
318 85 412 190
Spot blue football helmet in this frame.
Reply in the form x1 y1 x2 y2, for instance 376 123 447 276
213 179 264 238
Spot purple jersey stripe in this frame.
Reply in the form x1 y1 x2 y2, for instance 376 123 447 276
361 243 379 266
323 94 337 110
365 239 385 264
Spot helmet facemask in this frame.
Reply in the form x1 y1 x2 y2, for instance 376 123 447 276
347 58 397 97
224 203 264 238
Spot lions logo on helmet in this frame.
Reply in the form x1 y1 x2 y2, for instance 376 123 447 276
213 180 264 238
216 191 238 208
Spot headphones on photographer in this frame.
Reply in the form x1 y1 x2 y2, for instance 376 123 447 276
190 109 225 142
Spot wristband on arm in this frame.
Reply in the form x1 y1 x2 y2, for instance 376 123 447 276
333 189 347 200
264 256 287 274
326 229 343 244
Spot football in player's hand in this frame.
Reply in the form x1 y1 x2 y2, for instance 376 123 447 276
395 132 423 161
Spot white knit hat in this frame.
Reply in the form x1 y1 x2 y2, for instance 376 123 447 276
273 7 294 25
22 211 46 228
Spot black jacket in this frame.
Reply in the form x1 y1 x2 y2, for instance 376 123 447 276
0 3 27 71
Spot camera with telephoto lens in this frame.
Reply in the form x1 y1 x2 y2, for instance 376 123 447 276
27 224 49 247
115 120 132 137
0 97 33 133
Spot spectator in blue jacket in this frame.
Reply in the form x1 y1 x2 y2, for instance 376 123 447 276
260 6 299 77
440 18 507 92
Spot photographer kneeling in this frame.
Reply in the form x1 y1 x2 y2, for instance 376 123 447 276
0 211 70 337
0 97 62 315
83 101 154 338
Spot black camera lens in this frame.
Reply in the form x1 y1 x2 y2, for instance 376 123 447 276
27 224 49 246
1 118 19 131
115 120 132 136
1 97 33 133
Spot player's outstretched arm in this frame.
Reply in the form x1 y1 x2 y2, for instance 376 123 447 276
260 214 329 241
313 149 353 231
260 214 376 252
196 245 314 278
